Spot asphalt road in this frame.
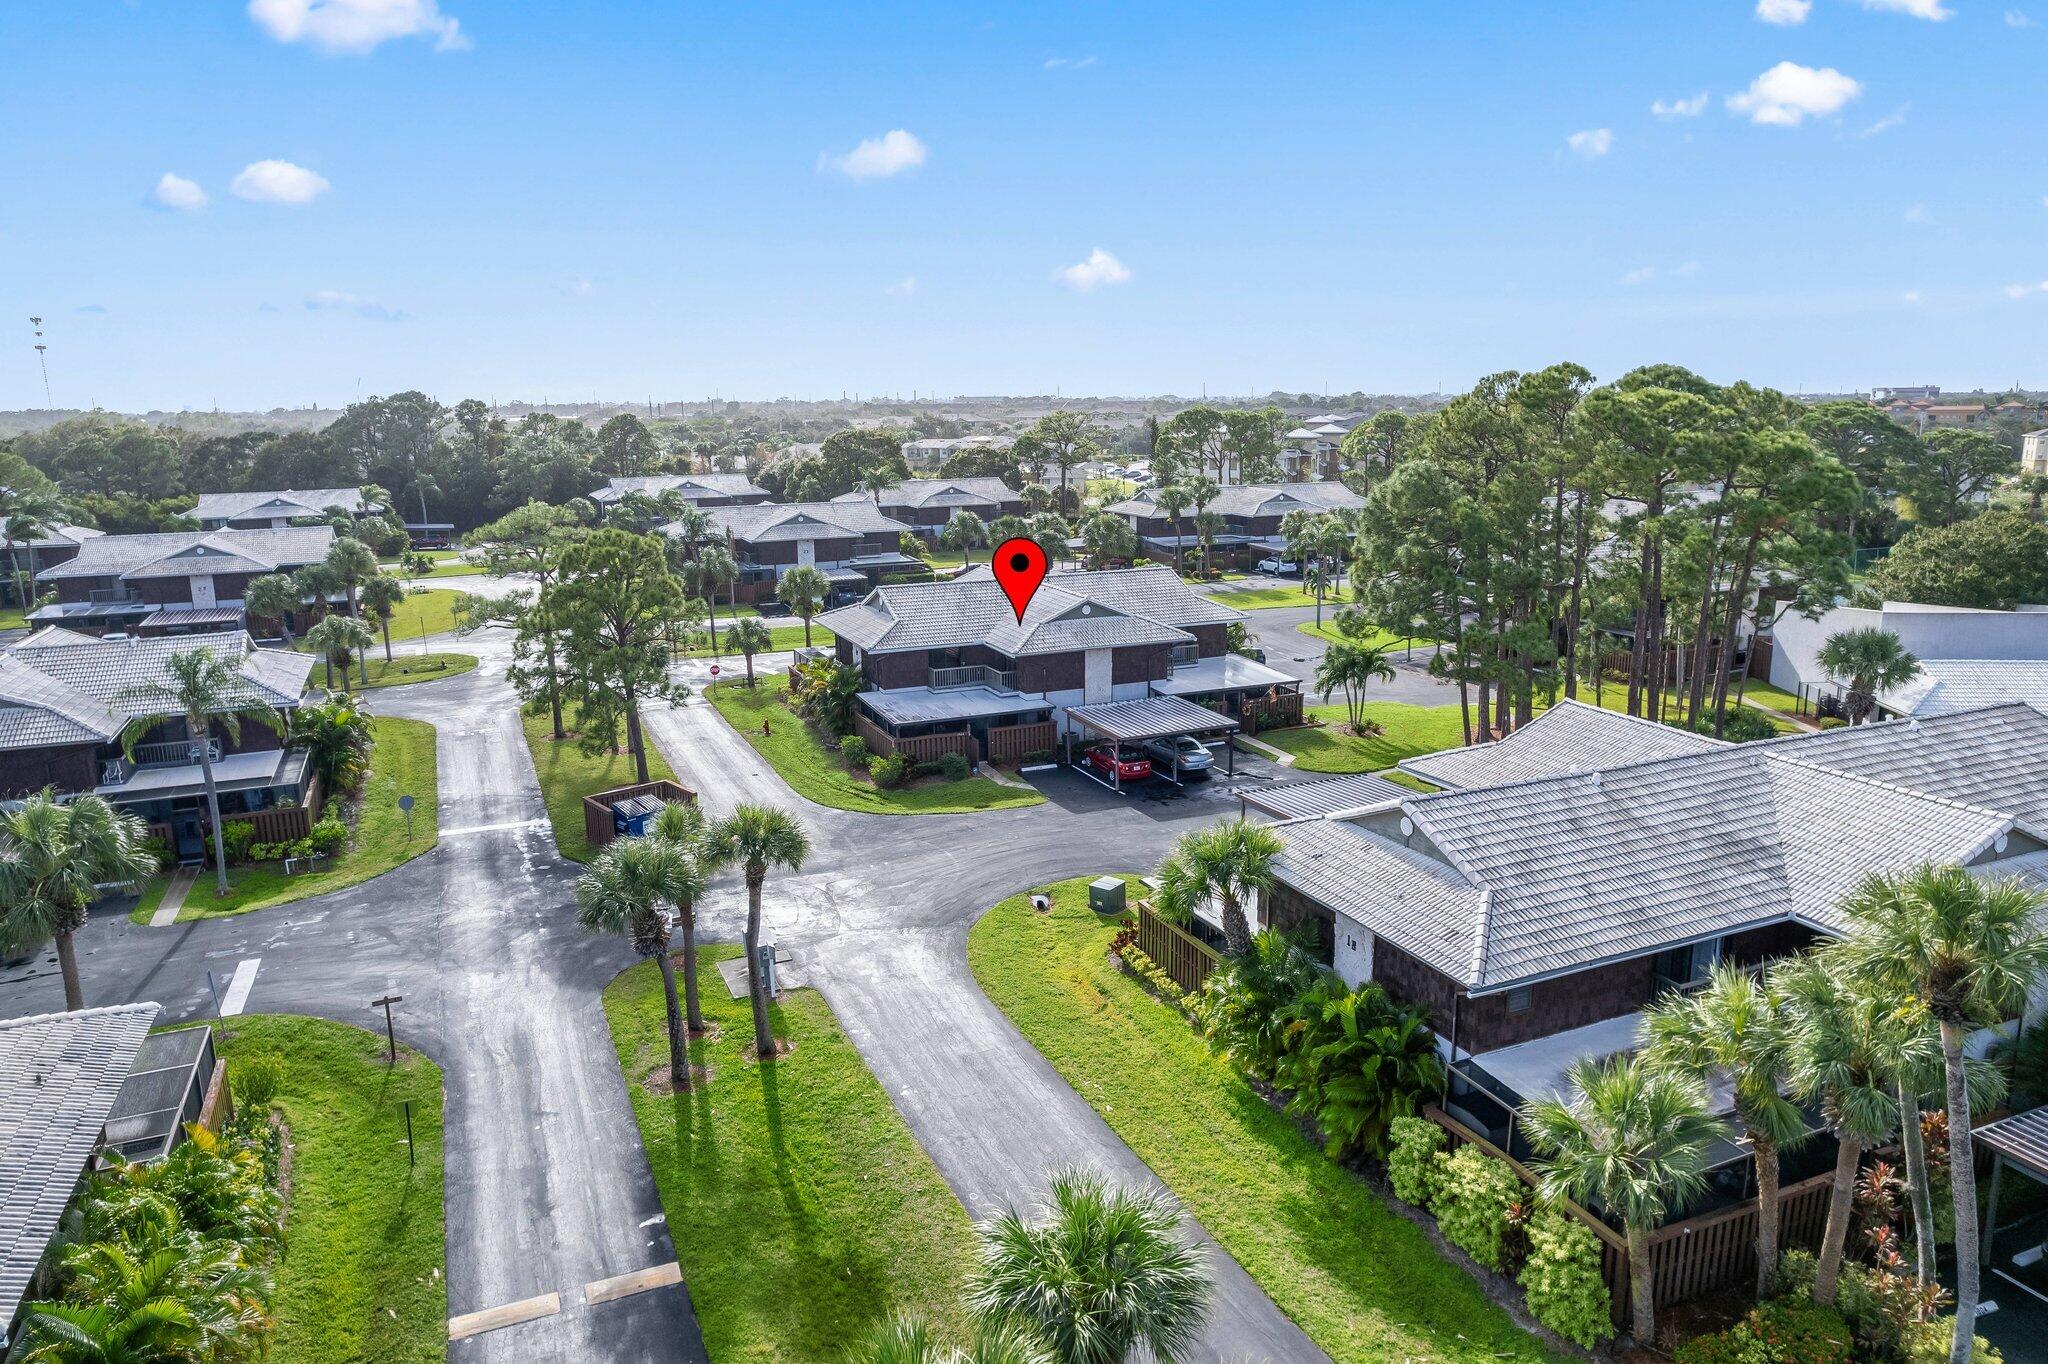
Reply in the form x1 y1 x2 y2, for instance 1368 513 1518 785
2 625 1332 1363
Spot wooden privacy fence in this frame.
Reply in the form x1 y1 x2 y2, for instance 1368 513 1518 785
985 720 1056 765
217 770 326 849
853 712 981 766
1135 902 1222 994
582 779 696 852
1427 1105 1837 1329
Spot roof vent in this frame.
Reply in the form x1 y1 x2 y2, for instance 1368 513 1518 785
1399 816 1414 837
1588 771 1602 791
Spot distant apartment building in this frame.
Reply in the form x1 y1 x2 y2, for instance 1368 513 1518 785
670 501 921 605
193 488 378 531
901 435 1006 470
1883 398 2047 433
590 474 771 518
1102 481 1363 568
830 479 1025 538
31 527 336 638
1871 385 1942 403
1280 413 1368 481
2024 430 2048 475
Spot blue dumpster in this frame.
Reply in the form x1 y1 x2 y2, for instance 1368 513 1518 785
612 795 663 839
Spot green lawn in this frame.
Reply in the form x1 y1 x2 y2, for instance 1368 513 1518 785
968 878 1562 1364
138 716 440 922
1296 620 1434 651
519 706 680 861
211 1014 446 1364
357 652 477 689
396 550 486 579
1259 701 1470 774
684 621 835 659
705 675 1044 815
0 604 27 630
293 590 470 659
1203 585 1325 610
602 949 978 1361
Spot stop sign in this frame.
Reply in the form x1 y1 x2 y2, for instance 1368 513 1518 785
709 664 721 677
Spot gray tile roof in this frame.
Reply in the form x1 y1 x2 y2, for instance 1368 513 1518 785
1276 733 2032 993
37 527 335 583
690 501 910 543
192 488 369 522
0 1003 160 1333
593 473 768 505
1880 660 2048 717
831 479 1020 510
1398 700 1727 790
818 566 1239 656
1104 481 1363 520
0 631 313 753
1754 703 2048 829
18 526 103 552
1244 772 1413 821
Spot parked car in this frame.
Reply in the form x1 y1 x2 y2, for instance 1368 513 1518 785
1255 556 1300 576
1143 734 1213 776
1085 742 1154 783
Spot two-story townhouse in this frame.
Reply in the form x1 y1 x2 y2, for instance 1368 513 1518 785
1102 481 1363 568
816 565 1302 763
591 474 772 520
1279 415 1366 481
192 488 379 530
1242 699 2048 1218
675 501 923 605
0 628 317 863
31 527 336 638
829 478 1025 539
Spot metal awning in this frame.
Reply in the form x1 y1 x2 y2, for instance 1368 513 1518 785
102 1026 214 1164
1981 1107 2048 1181
842 552 926 571
857 686 1052 727
1242 772 1412 821
142 606 243 629
1150 654 1298 698
98 747 306 802
1065 694 1239 742
824 567 870 584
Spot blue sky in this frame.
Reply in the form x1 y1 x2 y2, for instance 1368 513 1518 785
4 1 2044 411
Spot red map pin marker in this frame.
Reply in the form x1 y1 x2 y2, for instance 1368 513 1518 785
991 536 1049 624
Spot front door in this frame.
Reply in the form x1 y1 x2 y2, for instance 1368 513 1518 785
797 540 816 568
190 575 217 609
1083 648 1112 704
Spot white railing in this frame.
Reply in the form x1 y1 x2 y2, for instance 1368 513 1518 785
133 738 221 768
930 664 1017 692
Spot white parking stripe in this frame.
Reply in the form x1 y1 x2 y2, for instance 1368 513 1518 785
439 817 549 838
218 957 261 1016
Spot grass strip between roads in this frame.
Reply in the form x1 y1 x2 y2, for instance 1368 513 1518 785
603 947 978 1361
211 1014 447 1364
1202 584 1325 610
683 621 836 659
706 675 1044 815
137 715 440 922
968 876 1563 1364
520 706 681 861
356 651 477 689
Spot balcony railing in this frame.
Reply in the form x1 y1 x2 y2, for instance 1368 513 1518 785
87 588 144 606
929 664 1018 693
1170 642 1201 669
134 738 222 768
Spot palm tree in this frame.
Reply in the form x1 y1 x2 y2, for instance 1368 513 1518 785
303 615 374 693
285 697 373 790
1837 864 2048 1360
576 834 708 1090
241 572 302 647
0 795 156 1010
0 482 67 611
845 1315 1051 1364
703 803 810 1059
359 572 408 663
292 561 342 624
19 1247 224 1362
691 544 739 653
941 509 988 568
727 617 772 686
1153 483 1190 573
649 801 710 1031
966 1168 1210 1364
776 565 831 647
1645 963 1808 1294
1816 627 1920 724
1161 819 1283 956
1521 1055 1725 1347
119 647 282 899
323 536 379 618
1775 953 1908 1306
1192 511 1226 581
1313 641 1395 735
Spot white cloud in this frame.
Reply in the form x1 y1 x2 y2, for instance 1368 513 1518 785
230 159 331 204
1756 0 1812 23
1902 290 1922 303
1727 62 1863 126
885 276 918 296
1566 128 1614 158
1860 105 1910 136
1860 0 1952 17
1621 266 1658 286
820 130 928 181
1044 56 1097 69
2009 9 2036 25
248 0 467 54
151 173 208 211
1651 92 1710 119
305 289 406 321
2005 281 2048 299
1674 260 1702 277
1904 202 1926 223
1055 249 1130 291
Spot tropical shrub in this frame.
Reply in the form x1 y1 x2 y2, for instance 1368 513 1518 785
1684 705 1779 743
1901 1320 2004 1364
1272 978 1442 1159
1118 944 1191 1012
1195 927 1327 1080
1518 1211 1613 1349
935 751 971 782
221 821 258 864
306 817 349 857
1673 1299 1855 1364
232 1052 286 1109
837 734 869 767
867 753 909 788
1387 1115 1446 1205
286 697 374 790
789 657 863 735
1429 1146 1521 1272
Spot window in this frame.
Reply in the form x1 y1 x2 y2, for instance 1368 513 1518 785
1506 986 1533 1015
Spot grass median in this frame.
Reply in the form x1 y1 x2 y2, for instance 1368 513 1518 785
137 715 439 923
520 706 680 861
357 652 477 689
603 947 977 1360
705 675 1043 815
211 1014 446 1364
968 877 1562 1364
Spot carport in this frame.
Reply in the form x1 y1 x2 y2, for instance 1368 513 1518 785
1063 694 1239 791
1976 1106 2048 1307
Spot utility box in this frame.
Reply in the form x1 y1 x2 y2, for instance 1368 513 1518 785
612 795 663 839
1088 876 1127 915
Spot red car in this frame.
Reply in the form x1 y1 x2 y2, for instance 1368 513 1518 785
1086 742 1153 783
